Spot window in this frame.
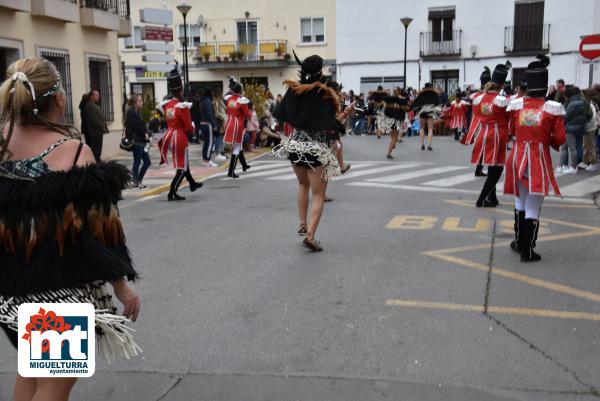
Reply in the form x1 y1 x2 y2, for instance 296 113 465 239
431 70 460 95
130 82 155 103
123 26 143 49
429 8 455 42
300 17 325 44
88 56 114 122
513 0 544 51
178 24 201 48
39 49 74 124
359 76 404 94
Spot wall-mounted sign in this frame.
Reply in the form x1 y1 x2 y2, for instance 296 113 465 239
135 67 167 79
140 8 173 25
142 54 174 63
141 43 174 52
143 26 173 41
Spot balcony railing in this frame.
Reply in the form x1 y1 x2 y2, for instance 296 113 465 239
117 0 129 19
80 0 117 15
504 24 550 54
419 30 462 57
196 40 289 63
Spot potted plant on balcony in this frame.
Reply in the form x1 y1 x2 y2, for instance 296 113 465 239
223 56 229 63
203 52 211 63
229 51 238 62
283 53 291 61
275 45 284 59
216 56 222 63
235 51 245 62
259 55 265 61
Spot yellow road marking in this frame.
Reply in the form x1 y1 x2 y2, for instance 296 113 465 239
424 251 600 303
385 300 600 321
441 217 492 232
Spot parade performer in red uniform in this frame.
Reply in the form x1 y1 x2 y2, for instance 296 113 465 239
449 90 469 140
463 67 491 177
504 55 566 262
224 77 252 178
470 62 511 207
157 67 203 201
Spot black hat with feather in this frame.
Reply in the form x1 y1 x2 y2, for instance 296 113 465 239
228 76 243 94
294 51 324 84
480 66 491 88
492 61 512 85
526 55 550 96
167 61 183 91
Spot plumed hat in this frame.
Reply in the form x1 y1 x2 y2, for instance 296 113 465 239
167 63 183 91
294 51 324 84
480 66 491 88
526 55 550 96
228 76 242 94
492 61 511 85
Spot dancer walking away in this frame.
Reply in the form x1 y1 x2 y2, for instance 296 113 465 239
381 87 408 159
504 55 565 262
224 77 252 178
273 52 340 251
411 83 441 151
157 67 203 201
449 90 469 140
370 86 387 139
471 62 512 207
463 67 491 176
328 81 351 174
0 57 140 401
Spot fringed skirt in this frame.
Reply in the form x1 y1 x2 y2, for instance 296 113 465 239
417 105 443 120
379 114 402 133
272 130 340 180
0 281 141 363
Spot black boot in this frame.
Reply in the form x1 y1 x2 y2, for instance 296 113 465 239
475 163 486 177
476 166 502 207
168 170 186 201
486 187 499 207
185 169 203 192
227 154 239 178
454 129 460 141
510 209 525 252
238 151 250 172
520 219 541 262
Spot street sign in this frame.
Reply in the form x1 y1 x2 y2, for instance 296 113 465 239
141 43 174 52
579 34 600 60
140 8 173 25
135 68 167 79
142 54 175 63
145 64 173 73
143 26 173 41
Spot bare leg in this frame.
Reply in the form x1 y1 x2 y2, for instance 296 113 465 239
427 118 434 146
335 140 346 170
387 129 398 157
306 166 328 241
419 118 426 146
15 375 36 401
293 165 309 228
31 378 77 401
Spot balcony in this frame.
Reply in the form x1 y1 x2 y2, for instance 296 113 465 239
31 0 79 23
504 24 550 55
117 0 131 38
419 30 462 58
80 0 121 32
195 40 292 69
0 0 31 12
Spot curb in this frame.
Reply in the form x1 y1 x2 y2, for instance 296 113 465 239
594 190 600 210
137 148 273 197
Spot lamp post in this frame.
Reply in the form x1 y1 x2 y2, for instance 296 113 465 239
177 3 192 87
400 17 413 89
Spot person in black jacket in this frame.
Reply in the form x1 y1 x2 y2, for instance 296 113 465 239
125 94 151 188
412 82 441 151
199 87 218 167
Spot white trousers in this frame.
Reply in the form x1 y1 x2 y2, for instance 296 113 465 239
515 179 544 220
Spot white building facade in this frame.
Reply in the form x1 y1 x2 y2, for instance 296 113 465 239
336 0 600 95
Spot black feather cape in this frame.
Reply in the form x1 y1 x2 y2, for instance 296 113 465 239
383 96 408 120
273 81 339 131
0 161 138 296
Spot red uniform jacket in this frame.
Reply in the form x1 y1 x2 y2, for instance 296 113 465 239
504 97 566 196
157 99 194 169
449 100 469 129
470 92 510 166
224 93 251 145
462 91 484 145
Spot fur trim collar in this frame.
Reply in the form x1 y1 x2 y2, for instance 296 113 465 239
283 80 341 113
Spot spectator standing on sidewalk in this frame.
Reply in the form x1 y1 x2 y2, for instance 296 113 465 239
559 86 587 174
246 101 260 151
200 87 218 167
212 87 227 161
189 89 202 143
581 89 598 171
83 89 108 162
353 93 367 135
125 94 151 189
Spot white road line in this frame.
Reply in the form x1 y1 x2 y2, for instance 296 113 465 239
558 174 600 197
366 166 468 183
332 163 422 181
210 163 289 179
266 163 378 181
422 172 480 187
220 167 292 180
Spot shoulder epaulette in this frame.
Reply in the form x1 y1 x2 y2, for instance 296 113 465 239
543 100 566 116
493 95 509 108
506 97 524 112
175 102 193 109
238 97 250 104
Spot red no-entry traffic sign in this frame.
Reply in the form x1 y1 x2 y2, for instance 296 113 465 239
579 34 600 60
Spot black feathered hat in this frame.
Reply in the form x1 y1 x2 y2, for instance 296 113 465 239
293 50 324 84
480 67 491 88
492 61 511 85
167 62 183 91
328 81 343 92
228 76 242 94
526 55 550 96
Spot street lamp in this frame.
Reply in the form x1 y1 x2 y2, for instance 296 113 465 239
400 17 413 89
177 3 192 87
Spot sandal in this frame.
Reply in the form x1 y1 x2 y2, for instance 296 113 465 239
303 237 323 252
297 223 308 236
341 164 351 174
324 197 333 202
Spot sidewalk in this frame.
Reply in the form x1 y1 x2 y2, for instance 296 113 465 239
108 143 272 199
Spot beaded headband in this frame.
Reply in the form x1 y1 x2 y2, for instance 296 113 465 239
9 71 61 115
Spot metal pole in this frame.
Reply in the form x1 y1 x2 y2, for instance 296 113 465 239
183 14 189 86
590 60 595 89
403 25 408 89
121 61 127 114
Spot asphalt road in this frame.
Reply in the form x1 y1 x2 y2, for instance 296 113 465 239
2 135 600 401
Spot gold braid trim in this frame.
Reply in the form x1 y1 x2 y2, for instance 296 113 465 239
282 80 341 113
